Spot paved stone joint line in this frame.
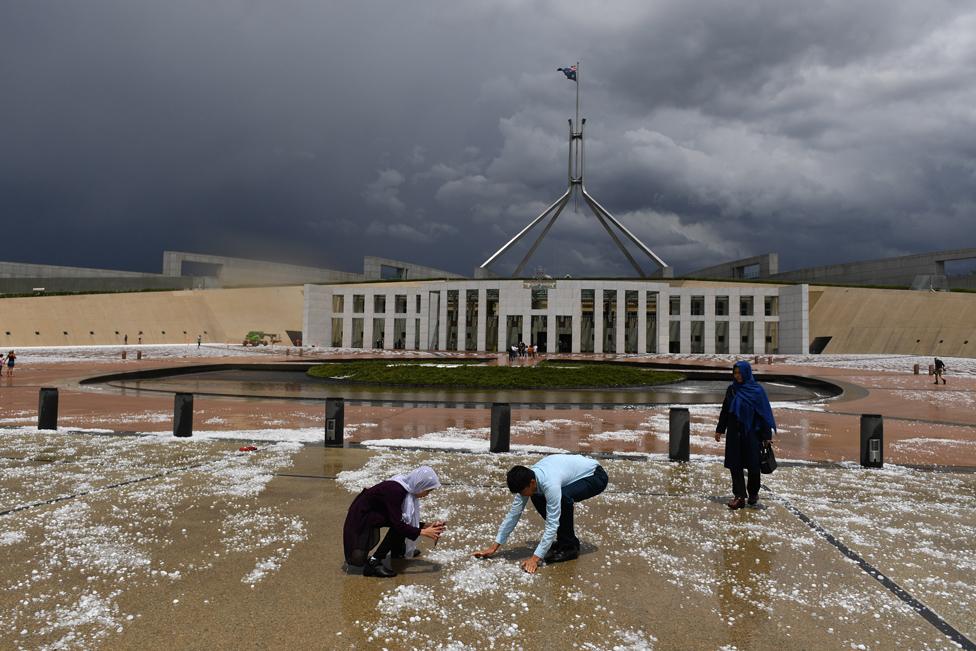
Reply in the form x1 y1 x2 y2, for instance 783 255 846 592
764 485 976 651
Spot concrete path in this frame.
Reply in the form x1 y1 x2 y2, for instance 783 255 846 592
1 434 973 650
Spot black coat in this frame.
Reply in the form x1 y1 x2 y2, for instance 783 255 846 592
716 385 773 471
342 481 421 564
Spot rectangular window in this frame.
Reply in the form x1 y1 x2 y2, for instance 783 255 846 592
625 290 638 354
415 294 421 314
414 318 420 350
374 295 386 314
331 318 343 347
506 315 523 348
690 296 705 316
531 288 548 310
764 296 779 317
580 289 595 353
332 295 344 313
690 321 704 354
715 296 729 316
446 290 459 351
740 321 754 354
487 289 500 351
353 295 365 313
715 321 729 354
556 315 572 353
645 291 658 354
669 295 681 316
351 318 364 348
669 320 681 353
372 318 386 348
765 321 779 354
531 315 548 352
603 290 617 354
740 296 754 317
465 289 479 351
393 318 406 349
395 294 407 314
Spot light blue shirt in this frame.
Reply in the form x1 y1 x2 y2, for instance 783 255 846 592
495 454 599 559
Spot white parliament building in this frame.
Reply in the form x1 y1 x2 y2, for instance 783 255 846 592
303 279 810 355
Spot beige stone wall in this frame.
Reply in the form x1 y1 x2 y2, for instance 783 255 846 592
0 286 303 347
810 286 976 357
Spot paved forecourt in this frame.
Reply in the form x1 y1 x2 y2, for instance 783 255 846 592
1 432 973 650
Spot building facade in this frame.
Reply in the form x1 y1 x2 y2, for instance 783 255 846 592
304 279 810 355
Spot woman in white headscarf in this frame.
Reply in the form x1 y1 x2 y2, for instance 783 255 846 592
342 465 446 577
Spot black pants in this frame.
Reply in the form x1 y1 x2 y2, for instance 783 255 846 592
373 529 406 560
530 465 609 552
730 466 761 499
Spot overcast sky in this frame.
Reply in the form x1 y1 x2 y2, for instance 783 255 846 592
2 1 975 277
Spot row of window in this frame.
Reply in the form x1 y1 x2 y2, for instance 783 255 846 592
330 289 779 317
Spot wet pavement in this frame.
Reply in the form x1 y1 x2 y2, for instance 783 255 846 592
0 436 973 650
1 349 975 648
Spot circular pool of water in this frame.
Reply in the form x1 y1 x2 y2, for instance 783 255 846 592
84 364 841 409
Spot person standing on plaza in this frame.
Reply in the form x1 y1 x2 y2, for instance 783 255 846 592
473 454 609 574
714 360 776 510
5 351 16 376
197 334 202 348
934 358 947 385
342 465 445 578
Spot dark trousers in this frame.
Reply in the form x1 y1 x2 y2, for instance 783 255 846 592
730 466 761 499
373 529 406 560
530 465 608 552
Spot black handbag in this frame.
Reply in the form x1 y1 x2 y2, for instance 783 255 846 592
760 441 777 474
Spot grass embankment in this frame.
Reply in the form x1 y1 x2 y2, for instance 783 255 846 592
306 360 684 390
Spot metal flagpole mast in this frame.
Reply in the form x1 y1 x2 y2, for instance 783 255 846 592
479 61 669 277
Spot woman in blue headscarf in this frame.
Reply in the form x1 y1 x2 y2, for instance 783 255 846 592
714 360 776 509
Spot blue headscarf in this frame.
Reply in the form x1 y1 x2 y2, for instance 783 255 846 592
730 361 776 435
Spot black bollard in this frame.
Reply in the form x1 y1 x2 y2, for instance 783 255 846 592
121 350 127 360
668 407 690 462
325 397 344 447
136 350 143 360
860 414 883 468
38 387 59 431
490 403 511 453
173 393 193 437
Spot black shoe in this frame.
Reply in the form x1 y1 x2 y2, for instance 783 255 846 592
727 497 746 510
747 495 759 506
363 557 396 578
548 548 580 563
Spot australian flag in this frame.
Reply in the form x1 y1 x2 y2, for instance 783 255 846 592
557 65 577 81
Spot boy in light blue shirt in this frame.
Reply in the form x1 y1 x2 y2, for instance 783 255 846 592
473 454 608 574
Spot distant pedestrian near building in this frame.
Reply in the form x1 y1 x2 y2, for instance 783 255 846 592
934 358 947 385
5 351 16 376
197 334 202 348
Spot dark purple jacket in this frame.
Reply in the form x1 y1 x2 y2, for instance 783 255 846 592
343 481 421 558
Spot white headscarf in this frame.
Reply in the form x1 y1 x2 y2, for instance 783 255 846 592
389 465 441 555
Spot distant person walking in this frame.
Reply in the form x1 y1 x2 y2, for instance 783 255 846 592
934 358 947 385
714 361 776 510
5 351 16 376
197 334 202 348
0 352 5 376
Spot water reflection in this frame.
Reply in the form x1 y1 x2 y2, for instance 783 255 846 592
109 369 833 410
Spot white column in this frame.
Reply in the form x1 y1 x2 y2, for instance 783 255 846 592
477 288 487 351
679 293 691 353
703 291 716 354
457 288 468 351
616 289 626 355
637 290 647 355
594 287 604 354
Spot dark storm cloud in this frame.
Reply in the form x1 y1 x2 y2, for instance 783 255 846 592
1 0 974 276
